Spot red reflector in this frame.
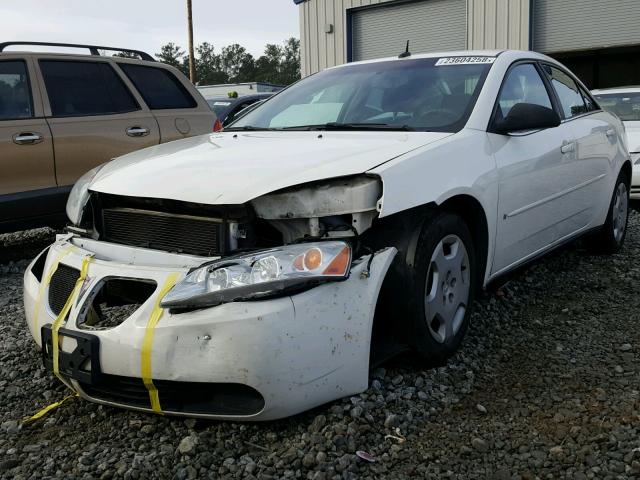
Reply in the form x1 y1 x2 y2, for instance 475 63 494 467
213 119 223 132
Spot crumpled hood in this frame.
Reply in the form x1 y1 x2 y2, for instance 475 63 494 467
625 121 640 153
89 131 451 204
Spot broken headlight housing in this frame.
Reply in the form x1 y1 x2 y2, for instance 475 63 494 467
66 164 105 225
161 241 352 309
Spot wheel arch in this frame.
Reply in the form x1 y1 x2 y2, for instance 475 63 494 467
437 193 490 291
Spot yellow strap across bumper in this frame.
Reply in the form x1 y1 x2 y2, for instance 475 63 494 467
51 256 93 382
141 272 180 414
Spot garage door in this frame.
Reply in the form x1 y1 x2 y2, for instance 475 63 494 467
534 0 640 53
351 0 467 62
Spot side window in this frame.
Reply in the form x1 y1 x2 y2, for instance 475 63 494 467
40 60 139 117
579 87 598 113
542 65 587 118
118 64 197 110
497 63 553 119
0 60 33 120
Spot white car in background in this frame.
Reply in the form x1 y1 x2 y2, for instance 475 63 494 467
24 50 630 420
592 87 640 207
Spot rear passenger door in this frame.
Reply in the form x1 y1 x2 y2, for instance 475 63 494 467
117 63 213 142
541 64 618 225
0 57 55 196
36 58 160 186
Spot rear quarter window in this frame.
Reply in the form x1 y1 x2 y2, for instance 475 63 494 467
118 64 197 110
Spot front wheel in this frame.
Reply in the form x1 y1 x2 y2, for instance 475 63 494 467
585 172 629 254
408 212 476 365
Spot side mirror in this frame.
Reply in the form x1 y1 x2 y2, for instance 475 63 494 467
494 103 561 134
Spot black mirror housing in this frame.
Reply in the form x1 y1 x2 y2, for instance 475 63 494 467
493 103 561 134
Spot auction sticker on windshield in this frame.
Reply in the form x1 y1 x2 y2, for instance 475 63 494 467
435 57 496 66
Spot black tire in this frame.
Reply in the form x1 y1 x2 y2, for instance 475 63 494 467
585 170 629 254
406 212 476 365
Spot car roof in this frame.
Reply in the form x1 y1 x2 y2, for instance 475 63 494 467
592 86 640 95
327 49 559 70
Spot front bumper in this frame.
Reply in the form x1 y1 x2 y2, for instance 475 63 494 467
23 235 395 420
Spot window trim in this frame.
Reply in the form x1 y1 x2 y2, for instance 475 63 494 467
487 59 560 135
537 61 602 123
38 58 141 119
0 59 35 122
117 63 198 111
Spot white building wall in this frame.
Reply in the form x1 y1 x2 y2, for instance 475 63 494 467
298 0 530 76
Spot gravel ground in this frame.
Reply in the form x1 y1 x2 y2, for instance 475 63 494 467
1 218 639 480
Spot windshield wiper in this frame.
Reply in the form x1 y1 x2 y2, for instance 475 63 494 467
280 122 415 131
224 125 274 131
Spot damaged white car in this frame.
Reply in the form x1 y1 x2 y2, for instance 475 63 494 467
24 50 630 420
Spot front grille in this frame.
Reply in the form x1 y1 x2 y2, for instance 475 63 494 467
48 264 80 315
80 374 265 416
101 208 224 256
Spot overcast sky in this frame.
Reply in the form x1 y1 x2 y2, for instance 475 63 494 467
0 0 300 58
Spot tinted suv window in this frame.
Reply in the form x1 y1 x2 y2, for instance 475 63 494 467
542 65 587 119
40 60 139 117
0 60 33 120
118 64 196 109
497 63 552 119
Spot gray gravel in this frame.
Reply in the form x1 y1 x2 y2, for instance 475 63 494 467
1 218 639 479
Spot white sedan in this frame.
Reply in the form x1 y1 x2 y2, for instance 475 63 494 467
592 87 640 207
24 50 630 420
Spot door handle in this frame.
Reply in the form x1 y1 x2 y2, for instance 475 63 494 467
560 142 575 154
126 126 149 137
13 132 43 145
606 129 616 138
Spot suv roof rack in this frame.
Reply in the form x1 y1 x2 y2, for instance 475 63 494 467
0 41 155 61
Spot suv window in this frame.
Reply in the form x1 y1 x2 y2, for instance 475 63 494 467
497 63 553 119
542 65 587 119
40 60 139 117
0 60 33 120
118 64 197 110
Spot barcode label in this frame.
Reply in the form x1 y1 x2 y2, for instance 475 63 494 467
435 57 497 66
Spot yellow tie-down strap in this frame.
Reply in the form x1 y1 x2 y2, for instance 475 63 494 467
141 272 180 414
51 256 93 382
33 245 77 334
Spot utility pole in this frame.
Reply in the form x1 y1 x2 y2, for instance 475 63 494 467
187 0 196 83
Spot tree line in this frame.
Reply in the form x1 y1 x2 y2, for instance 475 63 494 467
152 38 301 86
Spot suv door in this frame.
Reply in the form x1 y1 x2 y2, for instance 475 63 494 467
36 58 160 186
489 62 578 275
0 57 58 227
541 64 620 226
116 63 213 142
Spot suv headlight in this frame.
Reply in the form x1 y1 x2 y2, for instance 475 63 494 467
161 241 352 309
66 165 104 225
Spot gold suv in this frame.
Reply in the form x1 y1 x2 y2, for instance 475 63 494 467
0 42 216 233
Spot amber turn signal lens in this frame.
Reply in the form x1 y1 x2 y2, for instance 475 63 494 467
293 253 305 271
322 246 350 276
303 248 323 271
213 119 223 132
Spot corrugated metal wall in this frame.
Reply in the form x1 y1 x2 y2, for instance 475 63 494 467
351 0 467 61
533 0 640 53
298 0 531 76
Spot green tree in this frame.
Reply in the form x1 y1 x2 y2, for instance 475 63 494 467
155 43 188 75
280 37 301 85
195 42 228 85
220 44 254 83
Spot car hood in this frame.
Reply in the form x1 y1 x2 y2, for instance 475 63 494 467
625 121 640 153
89 131 452 204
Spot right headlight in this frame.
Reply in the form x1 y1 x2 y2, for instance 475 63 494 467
66 164 105 225
161 241 352 309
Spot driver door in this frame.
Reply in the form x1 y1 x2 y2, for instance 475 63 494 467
489 62 578 275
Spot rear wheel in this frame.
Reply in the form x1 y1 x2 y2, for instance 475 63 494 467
408 212 476 364
585 172 629 254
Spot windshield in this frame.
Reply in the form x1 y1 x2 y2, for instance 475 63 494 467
229 57 493 132
594 92 640 121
